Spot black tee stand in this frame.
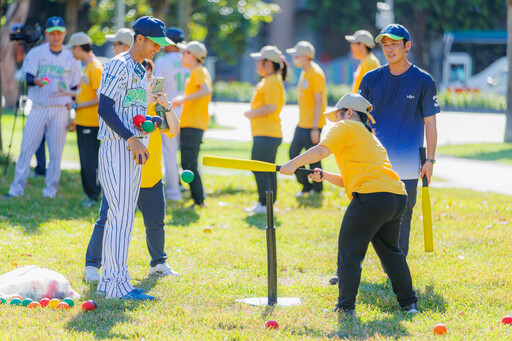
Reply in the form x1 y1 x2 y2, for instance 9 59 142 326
236 191 301 307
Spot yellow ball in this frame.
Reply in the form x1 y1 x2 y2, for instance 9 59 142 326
48 298 60 309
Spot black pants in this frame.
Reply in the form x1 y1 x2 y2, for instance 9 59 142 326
399 179 418 257
77 125 101 201
289 126 323 193
337 192 417 311
251 136 282 205
180 127 204 205
35 137 46 176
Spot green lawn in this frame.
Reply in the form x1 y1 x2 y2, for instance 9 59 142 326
0 156 511 339
437 143 512 165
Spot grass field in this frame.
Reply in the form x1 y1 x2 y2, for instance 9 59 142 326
437 143 512 165
0 149 511 339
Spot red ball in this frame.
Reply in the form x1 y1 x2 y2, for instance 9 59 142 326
502 315 512 325
82 301 95 311
39 298 50 307
133 115 146 128
265 320 279 330
151 116 163 128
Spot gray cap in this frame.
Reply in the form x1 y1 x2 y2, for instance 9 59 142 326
323 93 375 123
177 41 207 62
345 30 376 49
250 45 283 64
65 32 92 49
106 28 134 47
286 41 315 59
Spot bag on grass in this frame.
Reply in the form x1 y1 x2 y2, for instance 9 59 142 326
0 265 80 301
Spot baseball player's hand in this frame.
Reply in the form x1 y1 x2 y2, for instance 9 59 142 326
172 95 185 108
127 136 150 165
310 129 320 145
66 120 76 132
279 161 297 175
420 161 434 185
308 168 324 182
33 77 46 87
153 92 171 110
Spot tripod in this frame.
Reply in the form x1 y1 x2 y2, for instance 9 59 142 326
3 80 28 175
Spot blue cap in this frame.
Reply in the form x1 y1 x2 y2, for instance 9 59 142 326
45 16 66 33
166 27 184 43
375 24 410 43
132 16 174 46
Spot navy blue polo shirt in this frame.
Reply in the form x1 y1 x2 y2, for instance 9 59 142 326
359 64 440 179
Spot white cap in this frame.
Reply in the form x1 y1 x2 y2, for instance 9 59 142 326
323 93 375 123
345 30 376 49
106 28 134 47
286 41 315 59
65 32 92 49
250 46 283 64
177 41 207 62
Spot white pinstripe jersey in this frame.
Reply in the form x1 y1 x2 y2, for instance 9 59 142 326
22 43 81 106
154 52 189 100
97 52 149 140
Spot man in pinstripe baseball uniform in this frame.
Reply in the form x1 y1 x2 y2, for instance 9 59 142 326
153 27 189 201
6 16 81 199
96 16 174 300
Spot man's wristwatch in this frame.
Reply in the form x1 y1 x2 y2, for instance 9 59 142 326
426 158 436 164
164 106 173 112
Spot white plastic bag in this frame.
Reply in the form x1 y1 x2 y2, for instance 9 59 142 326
0 265 80 301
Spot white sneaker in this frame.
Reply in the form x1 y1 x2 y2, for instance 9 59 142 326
149 263 180 277
243 202 267 214
83 266 101 282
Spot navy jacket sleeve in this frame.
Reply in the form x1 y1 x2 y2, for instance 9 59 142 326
98 94 134 141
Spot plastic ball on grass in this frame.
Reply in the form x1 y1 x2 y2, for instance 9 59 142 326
433 323 447 335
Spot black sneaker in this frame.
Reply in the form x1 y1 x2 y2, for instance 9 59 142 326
334 304 355 316
401 302 419 314
329 275 339 285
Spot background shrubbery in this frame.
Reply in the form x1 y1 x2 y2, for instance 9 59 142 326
212 81 506 111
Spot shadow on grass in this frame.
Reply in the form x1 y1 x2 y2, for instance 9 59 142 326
206 186 253 198
244 214 281 230
458 147 512 162
296 192 324 208
0 170 101 234
166 202 200 227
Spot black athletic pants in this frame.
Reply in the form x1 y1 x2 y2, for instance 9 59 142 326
180 127 204 205
251 136 282 205
337 191 417 311
76 125 101 201
398 179 418 257
288 126 323 193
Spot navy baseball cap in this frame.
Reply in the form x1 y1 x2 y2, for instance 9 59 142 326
375 24 410 43
132 16 174 46
45 16 66 33
166 27 184 43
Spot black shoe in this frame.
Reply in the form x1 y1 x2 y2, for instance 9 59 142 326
329 275 339 285
334 304 355 316
401 302 419 314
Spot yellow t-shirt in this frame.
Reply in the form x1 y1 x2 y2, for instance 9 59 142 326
75 57 102 127
249 74 285 138
298 62 326 129
180 66 212 131
320 120 406 201
141 102 176 188
352 53 380 93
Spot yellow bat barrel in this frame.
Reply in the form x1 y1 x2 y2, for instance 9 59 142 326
203 156 278 172
422 186 434 252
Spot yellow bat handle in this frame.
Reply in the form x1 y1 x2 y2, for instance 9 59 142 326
422 187 434 252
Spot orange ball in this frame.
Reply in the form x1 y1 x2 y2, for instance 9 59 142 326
56 302 69 310
433 323 447 335
28 301 41 309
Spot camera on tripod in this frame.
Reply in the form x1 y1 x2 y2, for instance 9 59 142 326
9 23 43 45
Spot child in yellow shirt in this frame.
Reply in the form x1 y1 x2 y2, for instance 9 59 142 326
280 93 418 316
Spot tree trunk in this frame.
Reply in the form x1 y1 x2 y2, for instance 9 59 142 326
64 0 80 35
150 0 169 21
1 0 30 107
178 0 191 38
506 0 512 142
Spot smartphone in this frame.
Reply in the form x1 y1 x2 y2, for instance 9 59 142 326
152 77 165 93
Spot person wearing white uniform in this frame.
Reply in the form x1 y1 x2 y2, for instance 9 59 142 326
6 16 81 199
154 27 189 201
95 16 175 300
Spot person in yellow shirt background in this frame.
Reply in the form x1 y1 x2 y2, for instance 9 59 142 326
243 46 287 214
84 59 182 282
286 41 327 197
56 32 102 207
172 41 212 208
279 93 418 316
345 30 380 93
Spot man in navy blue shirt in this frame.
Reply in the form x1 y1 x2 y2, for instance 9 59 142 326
359 24 439 257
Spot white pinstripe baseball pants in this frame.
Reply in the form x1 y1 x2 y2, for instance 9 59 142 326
8 105 68 198
161 132 181 200
96 138 146 298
